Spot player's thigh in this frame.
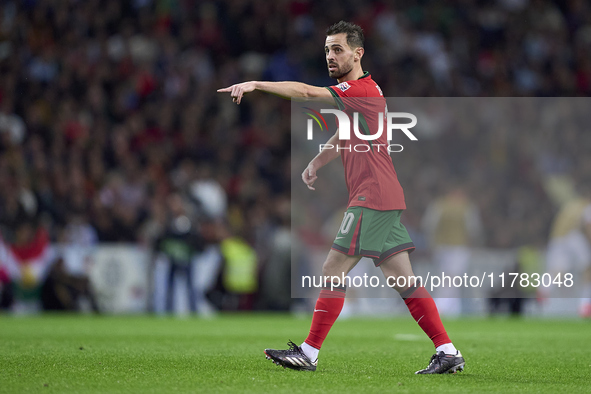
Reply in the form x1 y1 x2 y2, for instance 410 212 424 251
373 210 415 267
322 248 362 277
378 250 416 290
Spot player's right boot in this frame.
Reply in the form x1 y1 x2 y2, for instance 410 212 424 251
415 351 465 374
264 340 317 371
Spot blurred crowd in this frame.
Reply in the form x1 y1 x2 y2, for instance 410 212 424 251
0 0 590 311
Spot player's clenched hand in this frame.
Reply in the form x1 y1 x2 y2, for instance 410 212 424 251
302 164 318 191
217 81 257 104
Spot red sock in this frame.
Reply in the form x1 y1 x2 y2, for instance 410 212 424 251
304 287 346 350
402 285 451 348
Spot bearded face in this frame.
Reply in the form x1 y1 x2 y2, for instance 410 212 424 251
325 33 358 80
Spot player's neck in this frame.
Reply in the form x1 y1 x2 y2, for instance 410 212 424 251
337 65 364 83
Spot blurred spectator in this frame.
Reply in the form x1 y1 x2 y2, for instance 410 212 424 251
0 233 18 310
422 185 483 316
545 183 591 317
488 245 543 316
41 256 99 312
259 195 292 311
152 192 203 314
217 221 258 311
61 210 98 247
8 222 53 312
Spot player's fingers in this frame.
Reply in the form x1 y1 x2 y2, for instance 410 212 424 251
304 173 317 189
231 86 239 102
237 87 246 104
232 86 240 104
217 87 232 92
302 169 312 181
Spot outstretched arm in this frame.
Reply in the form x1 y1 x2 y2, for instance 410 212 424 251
217 81 334 105
218 80 340 190
302 130 341 190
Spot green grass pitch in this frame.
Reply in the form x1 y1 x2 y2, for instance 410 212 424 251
1 314 590 393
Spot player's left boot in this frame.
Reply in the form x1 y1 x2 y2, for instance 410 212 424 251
264 340 317 371
415 351 465 374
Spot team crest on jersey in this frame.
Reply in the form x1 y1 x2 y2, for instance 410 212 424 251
336 82 351 92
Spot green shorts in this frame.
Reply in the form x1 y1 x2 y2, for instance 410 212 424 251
331 207 415 266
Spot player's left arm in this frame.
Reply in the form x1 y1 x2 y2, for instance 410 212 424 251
302 129 341 191
217 81 334 105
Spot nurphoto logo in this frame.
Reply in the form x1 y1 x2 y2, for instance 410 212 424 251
304 108 418 153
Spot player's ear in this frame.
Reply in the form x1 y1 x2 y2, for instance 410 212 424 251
354 47 364 62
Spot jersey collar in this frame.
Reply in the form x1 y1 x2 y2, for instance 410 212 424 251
358 71 370 79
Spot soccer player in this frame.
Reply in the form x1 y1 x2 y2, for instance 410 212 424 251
218 21 464 374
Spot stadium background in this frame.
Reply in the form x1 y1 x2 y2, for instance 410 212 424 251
0 0 590 314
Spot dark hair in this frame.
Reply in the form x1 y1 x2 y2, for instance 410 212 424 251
326 21 364 49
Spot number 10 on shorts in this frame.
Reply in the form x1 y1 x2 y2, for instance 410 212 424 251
339 212 355 235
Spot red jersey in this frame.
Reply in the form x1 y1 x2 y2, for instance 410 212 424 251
326 72 406 211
